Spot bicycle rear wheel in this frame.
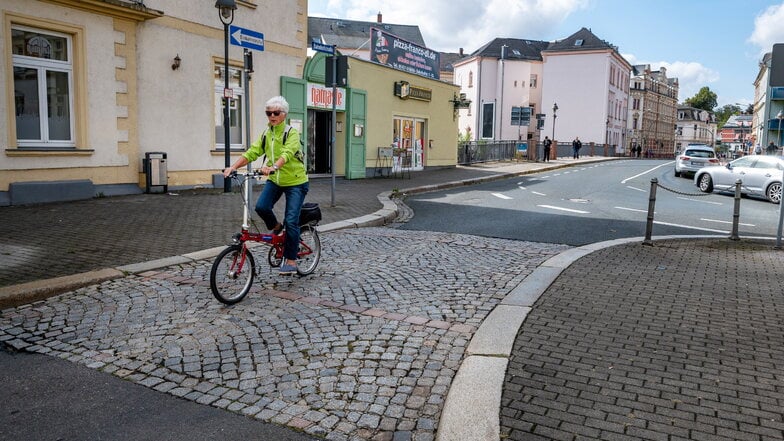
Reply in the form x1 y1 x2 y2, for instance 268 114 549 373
210 244 255 304
296 225 321 276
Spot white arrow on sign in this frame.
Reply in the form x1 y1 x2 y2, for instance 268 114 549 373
232 28 263 47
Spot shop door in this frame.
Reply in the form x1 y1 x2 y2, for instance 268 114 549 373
346 89 367 179
306 109 331 175
393 117 426 171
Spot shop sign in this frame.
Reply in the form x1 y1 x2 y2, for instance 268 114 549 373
394 81 432 102
307 83 346 110
371 27 440 80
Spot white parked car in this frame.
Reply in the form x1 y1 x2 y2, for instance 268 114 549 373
674 144 719 177
694 155 784 203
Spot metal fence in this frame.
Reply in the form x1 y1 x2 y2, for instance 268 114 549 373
458 140 621 165
457 141 519 165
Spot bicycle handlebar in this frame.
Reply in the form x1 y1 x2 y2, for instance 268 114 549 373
228 169 273 179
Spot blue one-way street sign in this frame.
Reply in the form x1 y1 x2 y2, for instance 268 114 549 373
229 25 264 52
311 42 335 55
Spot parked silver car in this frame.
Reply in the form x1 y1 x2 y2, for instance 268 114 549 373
694 155 784 203
674 144 719 177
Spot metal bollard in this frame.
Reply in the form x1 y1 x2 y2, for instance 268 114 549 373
643 178 657 245
730 179 742 241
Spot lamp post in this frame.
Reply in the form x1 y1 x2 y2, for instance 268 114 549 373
552 102 558 140
216 0 237 193
777 110 783 152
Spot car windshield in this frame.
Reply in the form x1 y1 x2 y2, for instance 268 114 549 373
684 149 714 158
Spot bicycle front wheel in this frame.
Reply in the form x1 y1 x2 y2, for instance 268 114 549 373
210 244 255 304
296 225 321 276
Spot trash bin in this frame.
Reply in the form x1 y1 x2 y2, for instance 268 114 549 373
144 152 168 193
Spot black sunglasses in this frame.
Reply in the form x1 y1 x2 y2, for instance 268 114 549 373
265 110 283 117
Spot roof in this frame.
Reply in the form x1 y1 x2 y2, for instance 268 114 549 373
308 16 426 49
543 27 617 53
439 52 467 72
469 38 550 61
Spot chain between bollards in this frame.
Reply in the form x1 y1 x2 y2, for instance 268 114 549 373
643 178 657 246
730 179 742 241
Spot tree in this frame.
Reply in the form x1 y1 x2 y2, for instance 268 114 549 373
714 104 742 128
684 87 718 112
745 103 754 114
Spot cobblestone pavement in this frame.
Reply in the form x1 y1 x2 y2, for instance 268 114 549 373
1 227 569 440
501 238 784 441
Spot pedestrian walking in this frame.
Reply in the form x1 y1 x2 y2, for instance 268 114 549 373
572 137 582 159
767 141 777 155
223 96 309 276
543 137 552 162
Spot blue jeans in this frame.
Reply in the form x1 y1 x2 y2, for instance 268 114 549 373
255 181 309 261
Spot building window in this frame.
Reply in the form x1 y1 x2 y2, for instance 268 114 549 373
481 102 494 139
530 74 537 88
214 64 244 149
632 98 640 110
468 71 473 88
11 26 75 148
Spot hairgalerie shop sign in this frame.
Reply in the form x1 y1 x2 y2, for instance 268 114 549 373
370 27 440 80
307 83 346 110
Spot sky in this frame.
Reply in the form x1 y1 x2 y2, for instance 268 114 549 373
309 0 784 109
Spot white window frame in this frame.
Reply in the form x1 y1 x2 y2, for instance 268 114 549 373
12 25 75 149
214 64 245 150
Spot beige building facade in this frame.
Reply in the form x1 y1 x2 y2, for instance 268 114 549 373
2 0 306 205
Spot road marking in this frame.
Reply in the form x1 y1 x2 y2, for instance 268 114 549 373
700 218 755 227
531 191 546 196
653 220 727 234
537 204 590 214
615 206 648 213
621 161 674 184
626 186 646 192
492 193 513 200
677 196 723 205
518 185 527 190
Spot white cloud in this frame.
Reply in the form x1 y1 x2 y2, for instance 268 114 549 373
316 0 589 52
748 2 784 56
623 53 720 104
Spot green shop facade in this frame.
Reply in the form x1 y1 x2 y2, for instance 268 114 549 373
280 53 460 179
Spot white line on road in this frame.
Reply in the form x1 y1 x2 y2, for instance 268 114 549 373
615 206 648 213
531 191 546 196
537 205 590 214
518 185 527 190
653 220 727 234
626 186 646 192
700 218 755 227
492 193 513 200
621 162 674 184
677 196 723 205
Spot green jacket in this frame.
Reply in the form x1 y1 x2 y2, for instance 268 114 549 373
243 123 308 187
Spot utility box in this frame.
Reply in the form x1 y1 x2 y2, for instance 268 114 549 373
144 152 168 193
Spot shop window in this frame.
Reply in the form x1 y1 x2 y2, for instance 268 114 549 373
11 25 75 148
214 64 244 149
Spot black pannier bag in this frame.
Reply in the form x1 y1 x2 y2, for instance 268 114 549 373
299 202 322 225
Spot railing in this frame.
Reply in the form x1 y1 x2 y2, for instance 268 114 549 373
457 141 519 165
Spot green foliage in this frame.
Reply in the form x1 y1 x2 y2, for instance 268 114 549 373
714 104 742 128
684 86 718 112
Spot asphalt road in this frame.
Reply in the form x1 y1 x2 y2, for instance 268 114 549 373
400 160 782 245
0 345 316 441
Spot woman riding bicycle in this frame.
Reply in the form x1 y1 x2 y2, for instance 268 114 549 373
223 96 309 275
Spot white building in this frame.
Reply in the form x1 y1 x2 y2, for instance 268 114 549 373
676 106 717 152
452 38 548 142
2 0 306 205
540 28 631 151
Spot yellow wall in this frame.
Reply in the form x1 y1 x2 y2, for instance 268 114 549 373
347 58 460 169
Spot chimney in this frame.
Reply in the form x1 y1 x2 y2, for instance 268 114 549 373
459 47 464 56
377 11 382 23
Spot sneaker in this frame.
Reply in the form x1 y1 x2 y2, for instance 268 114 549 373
279 262 297 275
272 224 284 236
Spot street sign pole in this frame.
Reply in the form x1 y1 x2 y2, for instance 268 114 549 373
330 52 337 207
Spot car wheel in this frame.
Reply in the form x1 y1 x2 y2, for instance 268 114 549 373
766 182 782 204
674 169 681 177
698 173 713 193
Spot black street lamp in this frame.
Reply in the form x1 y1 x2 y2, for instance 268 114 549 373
777 110 784 151
552 102 558 140
216 0 237 192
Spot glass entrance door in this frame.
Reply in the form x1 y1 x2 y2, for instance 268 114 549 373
392 116 426 171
